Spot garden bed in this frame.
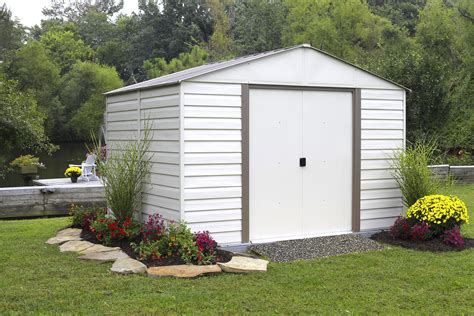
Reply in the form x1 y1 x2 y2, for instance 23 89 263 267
371 231 474 252
80 228 233 267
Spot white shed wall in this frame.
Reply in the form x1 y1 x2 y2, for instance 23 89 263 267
181 82 243 244
359 89 405 230
106 85 182 222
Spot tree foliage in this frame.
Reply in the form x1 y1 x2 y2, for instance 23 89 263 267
0 75 55 177
144 45 208 79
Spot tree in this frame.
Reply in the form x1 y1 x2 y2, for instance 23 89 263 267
40 29 94 74
42 0 124 21
0 4 24 61
144 45 208 79
7 41 63 138
282 0 394 64
205 0 235 60
0 75 55 177
367 0 426 36
60 61 122 140
233 0 286 55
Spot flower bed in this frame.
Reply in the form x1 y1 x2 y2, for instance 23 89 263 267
70 205 232 267
371 194 472 251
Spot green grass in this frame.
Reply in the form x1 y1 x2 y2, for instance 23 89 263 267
0 185 473 314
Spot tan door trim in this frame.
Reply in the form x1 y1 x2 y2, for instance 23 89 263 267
241 84 361 243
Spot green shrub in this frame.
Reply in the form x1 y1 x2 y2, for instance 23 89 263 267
69 204 105 231
391 140 449 207
407 194 469 236
92 122 152 223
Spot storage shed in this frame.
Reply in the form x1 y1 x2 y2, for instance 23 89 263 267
105 44 407 245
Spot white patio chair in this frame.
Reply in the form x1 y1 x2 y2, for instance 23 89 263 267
69 154 98 182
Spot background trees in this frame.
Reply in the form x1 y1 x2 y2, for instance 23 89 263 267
0 0 473 165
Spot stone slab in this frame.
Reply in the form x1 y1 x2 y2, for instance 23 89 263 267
218 256 268 273
57 228 82 238
147 264 222 278
46 235 82 245
110 257 147 274
59 240 95 253
80 244 121 254
78 250 129 262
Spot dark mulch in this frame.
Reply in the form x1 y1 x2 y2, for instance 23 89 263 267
371 231 474 252
250 234 385 263
80 228 233 267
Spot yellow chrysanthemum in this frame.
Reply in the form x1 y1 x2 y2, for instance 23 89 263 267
407 195 469 226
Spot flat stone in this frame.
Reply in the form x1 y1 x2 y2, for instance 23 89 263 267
59 240 95 253
218 256 268 273
78 250 129 262
56 228 82 238
45 235 82 245
110 257 147 274
80 244 121 254
147 264 221 278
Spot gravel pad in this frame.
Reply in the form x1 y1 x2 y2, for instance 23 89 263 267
249 234 384 262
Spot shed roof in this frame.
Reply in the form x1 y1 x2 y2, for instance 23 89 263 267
106 44 409 95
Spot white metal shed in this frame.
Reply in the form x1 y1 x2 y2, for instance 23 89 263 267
105 44 407 245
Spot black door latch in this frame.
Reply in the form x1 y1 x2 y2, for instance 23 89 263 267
300 158 306 167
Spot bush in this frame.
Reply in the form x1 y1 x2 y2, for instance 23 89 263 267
194 231 218 265
441 226 465 248
410 222 432 241
90 216 141 245
133 220 197 262
389 216 411 240
407 195 469 236
69 204 105 231
133 218 218 265
142 214 165 242
92 122 152 223
391 140 445 207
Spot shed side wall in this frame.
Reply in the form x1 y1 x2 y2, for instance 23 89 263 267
106 86 182 222
181 82 243 244
359 89 405 230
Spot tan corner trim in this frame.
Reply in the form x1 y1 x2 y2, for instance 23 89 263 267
241 84 250 243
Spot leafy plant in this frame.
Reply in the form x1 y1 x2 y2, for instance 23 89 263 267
391 139 447 207
142 214 165 242
90 216 141 246
407 194 469 236
92 121 152 223
389 216 411 240
64 166 82 177
69 204 105 231
194 231 218 265
441 226 465 248
10 155 45 168
133 220 197 263
410 222 432 241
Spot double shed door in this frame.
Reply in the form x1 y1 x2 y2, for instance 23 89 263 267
249 88 353 242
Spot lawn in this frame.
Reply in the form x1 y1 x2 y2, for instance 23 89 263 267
0 185 473 314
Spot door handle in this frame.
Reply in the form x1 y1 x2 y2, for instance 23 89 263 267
299 158 306 167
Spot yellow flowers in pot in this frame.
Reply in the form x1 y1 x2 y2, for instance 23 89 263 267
64 166 82 178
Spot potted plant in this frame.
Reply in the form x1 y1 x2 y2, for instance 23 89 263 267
10 155 45 175
64 166 82 183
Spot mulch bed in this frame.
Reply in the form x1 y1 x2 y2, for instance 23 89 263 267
250 234 384 263
371 231 474 252
80 229 233 267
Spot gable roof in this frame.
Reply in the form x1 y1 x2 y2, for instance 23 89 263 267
106 44 409 96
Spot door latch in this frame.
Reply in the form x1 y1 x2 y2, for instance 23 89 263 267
299 158 306 167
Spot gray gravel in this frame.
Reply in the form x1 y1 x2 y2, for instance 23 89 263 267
249 234 384 262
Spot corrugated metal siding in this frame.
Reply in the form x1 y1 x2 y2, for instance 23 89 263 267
106 86 182 222
181 82 243 244
359 89 405 230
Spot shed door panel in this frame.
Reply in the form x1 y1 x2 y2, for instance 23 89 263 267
302 91 353 234
249 89 303 241
249 88 353 242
